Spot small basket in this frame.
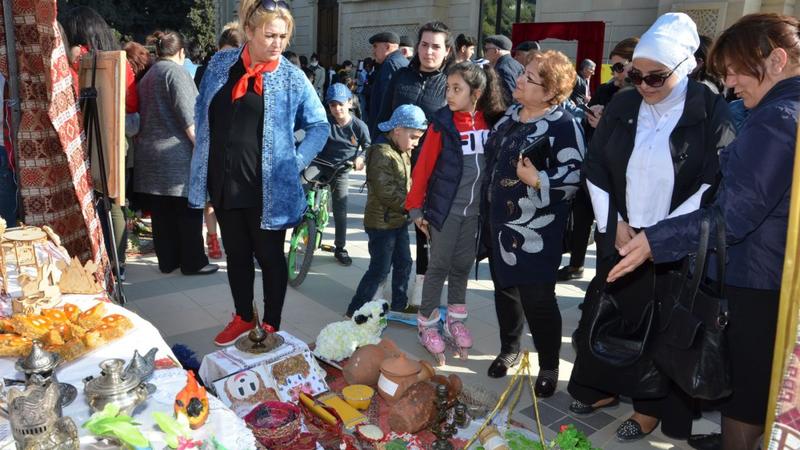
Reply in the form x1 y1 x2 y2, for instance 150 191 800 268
244 401 302 448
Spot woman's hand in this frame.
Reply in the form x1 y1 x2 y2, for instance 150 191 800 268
586 105 604 129
608 232 653 282
516 157 540 188
414 217 430 238
615 220 636 250
354 156 365 171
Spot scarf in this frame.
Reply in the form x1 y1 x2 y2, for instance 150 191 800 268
231 44 280 102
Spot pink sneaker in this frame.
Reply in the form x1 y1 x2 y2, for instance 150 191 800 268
417 309 445 366
445 304 472 359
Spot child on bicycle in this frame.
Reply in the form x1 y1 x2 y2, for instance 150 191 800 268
303 83 371 266
345 104 428 318
405 62 506 365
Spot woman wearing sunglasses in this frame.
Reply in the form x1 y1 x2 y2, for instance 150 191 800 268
567 13 735 442
609 13 800 450
188 0 328 346
558 36 638 282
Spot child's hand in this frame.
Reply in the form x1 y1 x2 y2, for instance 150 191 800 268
354 156 365 171
414 217 430 238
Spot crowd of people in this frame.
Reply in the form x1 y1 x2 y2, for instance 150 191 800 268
6 2 795 450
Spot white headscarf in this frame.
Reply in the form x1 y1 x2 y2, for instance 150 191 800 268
633 12 700 79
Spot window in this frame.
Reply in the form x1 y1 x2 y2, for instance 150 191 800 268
480 0 536 43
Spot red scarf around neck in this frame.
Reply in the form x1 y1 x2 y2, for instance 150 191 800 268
231 44 280 102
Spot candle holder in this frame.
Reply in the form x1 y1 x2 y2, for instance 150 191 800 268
235 300 284 353
430 383 459 450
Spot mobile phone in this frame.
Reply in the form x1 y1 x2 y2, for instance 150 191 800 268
577 103 595 116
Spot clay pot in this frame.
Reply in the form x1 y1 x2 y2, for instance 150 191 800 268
377 354 435 404
343 338 402 386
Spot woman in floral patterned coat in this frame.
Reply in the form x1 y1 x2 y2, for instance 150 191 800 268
481 50 585 397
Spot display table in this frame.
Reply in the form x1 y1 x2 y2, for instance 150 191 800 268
0 295 257 449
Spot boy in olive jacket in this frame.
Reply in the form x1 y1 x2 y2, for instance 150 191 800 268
345 105 428 317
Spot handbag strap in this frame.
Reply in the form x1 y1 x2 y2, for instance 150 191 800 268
684 213 711 311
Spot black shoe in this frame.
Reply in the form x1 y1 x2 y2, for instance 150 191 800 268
487 352 521 378
185 263 219 275
534 377 557 398
616 419 657 442
569 397 620 415
334 248 352 266
687 433 721 450
556 265 584 281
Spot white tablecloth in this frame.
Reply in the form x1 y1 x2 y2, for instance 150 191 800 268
0 295 256 449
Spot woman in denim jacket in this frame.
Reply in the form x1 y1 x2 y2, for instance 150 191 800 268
188 0 328 346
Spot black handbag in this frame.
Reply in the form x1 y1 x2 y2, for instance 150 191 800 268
653 207 731 400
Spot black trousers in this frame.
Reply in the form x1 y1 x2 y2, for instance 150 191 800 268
415 225 429 275
215 206 288 329
142 194 208 274
492 261 561 370
567 188 594 268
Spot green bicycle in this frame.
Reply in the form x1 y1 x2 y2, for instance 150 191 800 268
287 158 354 287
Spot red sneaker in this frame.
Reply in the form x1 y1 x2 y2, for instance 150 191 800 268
261 322 277 333
214 314 256 346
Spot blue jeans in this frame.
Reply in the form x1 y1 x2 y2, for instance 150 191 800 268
346 225 412 316
0 146 17 225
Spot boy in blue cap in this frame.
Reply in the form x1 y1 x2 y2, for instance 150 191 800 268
345 104 427 317
304 83 371 265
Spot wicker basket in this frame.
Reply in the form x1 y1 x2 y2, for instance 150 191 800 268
244 401 302 448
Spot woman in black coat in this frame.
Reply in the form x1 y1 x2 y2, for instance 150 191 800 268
567 12 735 441
609 13 800 450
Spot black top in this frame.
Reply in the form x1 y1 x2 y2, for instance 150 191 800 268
208 58 264 210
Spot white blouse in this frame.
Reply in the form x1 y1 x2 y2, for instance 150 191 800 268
590 78 710 232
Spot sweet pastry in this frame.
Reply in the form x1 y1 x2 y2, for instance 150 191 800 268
0 334 33 357
51 338 88 361
41 308 70 324
77 303 106 329
83 316 133 348
0 317 16 333
62 303 80 323
12 315 53 339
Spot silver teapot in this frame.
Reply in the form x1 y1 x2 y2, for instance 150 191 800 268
83 359 148 415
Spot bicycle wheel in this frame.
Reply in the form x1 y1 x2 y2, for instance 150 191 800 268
287 217 316 287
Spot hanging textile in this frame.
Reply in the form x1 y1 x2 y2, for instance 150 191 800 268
511 21 606 93
0 0 109 277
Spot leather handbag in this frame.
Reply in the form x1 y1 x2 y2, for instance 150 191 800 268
653 207 731 400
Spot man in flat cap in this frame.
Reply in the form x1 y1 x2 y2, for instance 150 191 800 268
514 40 541 65
483 34 524 104
368 31 409 136
399 35 415 60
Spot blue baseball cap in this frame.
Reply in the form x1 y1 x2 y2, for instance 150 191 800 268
378 104 428 132
326 83 352 104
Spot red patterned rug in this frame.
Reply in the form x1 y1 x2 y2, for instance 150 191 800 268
0 0 109 282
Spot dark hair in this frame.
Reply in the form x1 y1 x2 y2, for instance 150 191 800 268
303 67 316 81
609 37 639 61
218 27 243 49
147 30 185 58
62 6 119 51
363 57 374 70
455 33 476 51
342 60 353 68
300 55 308 67
709 13 800 81
311 53 319 60
124 41 153 82
446 62 506 125
691 35 723 90
185 38 203 63
410 21 455 71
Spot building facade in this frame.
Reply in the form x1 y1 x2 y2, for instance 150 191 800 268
218 0 798 67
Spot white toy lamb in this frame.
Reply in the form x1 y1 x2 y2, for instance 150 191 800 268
314 299 389 361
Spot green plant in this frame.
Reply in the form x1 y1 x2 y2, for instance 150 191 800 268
477 426 598 450
82 404 150 449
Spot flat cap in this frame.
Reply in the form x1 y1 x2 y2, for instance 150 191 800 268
399 35 414 48
515 40 541 52
369 32 400 45
484 34 513 51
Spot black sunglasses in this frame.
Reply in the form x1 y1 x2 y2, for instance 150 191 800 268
247 0 291 23
627 57 687 88
611 62 627 73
